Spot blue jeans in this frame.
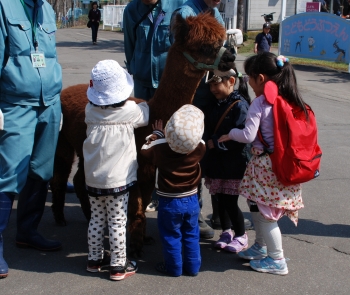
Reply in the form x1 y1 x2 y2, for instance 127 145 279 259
157 194 201 276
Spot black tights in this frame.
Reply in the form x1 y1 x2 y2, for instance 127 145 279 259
217 194 245 237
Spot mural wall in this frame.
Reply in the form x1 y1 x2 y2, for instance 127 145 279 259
280 12 350 64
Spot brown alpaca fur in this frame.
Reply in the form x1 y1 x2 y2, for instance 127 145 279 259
51 11 234 256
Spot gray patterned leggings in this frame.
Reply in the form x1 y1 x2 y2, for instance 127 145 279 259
88 192 128 266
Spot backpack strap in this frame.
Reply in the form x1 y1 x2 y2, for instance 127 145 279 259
257 128 273 155
214 100 240 134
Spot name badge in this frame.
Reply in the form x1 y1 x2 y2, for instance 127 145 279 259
31 51 46 68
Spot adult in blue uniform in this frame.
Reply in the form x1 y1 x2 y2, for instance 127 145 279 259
0 0 62 278
123 0 187 213
172 0 226 239
123 0 187 101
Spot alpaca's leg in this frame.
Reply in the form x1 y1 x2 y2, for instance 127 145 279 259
140 180 156 245
127 185 146 257
50 134 75 226
73 158 91 221
127 178 155 257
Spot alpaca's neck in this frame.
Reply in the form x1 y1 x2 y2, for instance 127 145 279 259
149 48 204 121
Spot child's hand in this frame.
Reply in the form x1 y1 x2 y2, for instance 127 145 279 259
218 134 230 143
152 119 163 132
207 139 214 149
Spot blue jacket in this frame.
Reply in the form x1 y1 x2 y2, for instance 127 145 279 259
173 0 225 110
0 0 62 106
123 0 186 91
204 91 251 180
174 0 224 26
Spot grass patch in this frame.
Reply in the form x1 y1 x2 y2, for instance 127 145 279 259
237 32 348 73
288 57 348 72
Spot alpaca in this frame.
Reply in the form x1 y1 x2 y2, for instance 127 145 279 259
50 11 235 256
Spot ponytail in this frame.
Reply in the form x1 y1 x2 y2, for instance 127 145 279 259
234 66 251 104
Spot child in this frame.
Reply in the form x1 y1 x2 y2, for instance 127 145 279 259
204 67 251 253
254 23 272 54
83 60 149 280
140 105 206 277
218 52 305 275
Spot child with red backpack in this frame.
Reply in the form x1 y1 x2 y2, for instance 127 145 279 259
218 52 321 275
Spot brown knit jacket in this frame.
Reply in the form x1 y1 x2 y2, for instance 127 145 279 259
140 138 206 197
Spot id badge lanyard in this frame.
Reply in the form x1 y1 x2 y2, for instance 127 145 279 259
20 0 46 68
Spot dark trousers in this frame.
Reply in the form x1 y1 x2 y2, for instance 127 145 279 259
217 194 245 236
91 23 99 42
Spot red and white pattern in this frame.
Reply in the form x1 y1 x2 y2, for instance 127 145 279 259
239 148 304 226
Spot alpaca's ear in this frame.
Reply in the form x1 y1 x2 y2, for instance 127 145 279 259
171 13 189 45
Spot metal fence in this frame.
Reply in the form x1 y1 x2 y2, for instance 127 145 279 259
102 5 235 31
102 5 126 30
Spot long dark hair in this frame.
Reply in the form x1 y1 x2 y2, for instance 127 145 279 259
233 65 251 104
244 52 309 117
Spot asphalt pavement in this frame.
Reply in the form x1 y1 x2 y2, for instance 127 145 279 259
1 27 350 295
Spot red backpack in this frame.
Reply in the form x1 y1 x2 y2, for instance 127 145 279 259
258 81 322 186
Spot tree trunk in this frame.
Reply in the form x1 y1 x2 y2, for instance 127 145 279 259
237 0 244 31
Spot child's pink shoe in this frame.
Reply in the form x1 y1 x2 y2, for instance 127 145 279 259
213 230 233 249
224 233 248 253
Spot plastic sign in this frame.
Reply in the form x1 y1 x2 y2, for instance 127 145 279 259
280 12 350 63
306 2 320 12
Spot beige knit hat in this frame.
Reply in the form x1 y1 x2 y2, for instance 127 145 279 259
165 104 204 154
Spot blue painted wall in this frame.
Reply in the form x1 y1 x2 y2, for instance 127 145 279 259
280 12 350 63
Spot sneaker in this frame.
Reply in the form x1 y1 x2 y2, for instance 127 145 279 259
224 233 248 253
145 200 158 212
250 256 288 275
213 230 233 249
86 252 110 272
238 242 267 260
110 259 138 281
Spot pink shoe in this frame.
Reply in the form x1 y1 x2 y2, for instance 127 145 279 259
213 230 233 249
224 233 248 253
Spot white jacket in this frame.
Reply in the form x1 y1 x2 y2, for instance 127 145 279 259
83 101 149 189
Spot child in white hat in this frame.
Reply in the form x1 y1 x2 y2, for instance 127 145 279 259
140 104 206 277
83 60 149 281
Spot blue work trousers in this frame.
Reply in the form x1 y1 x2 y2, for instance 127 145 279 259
133 82 156 101
157 194 201 276
0 101 61 194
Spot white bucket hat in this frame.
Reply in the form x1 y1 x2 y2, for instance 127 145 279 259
87 60 134 105
165 104 204 154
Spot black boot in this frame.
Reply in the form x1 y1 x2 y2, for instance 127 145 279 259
16 178 62 251
0 192 15 278
198 212 214 239
197 182 214 239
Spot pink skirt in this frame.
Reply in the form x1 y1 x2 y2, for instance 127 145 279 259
239 148 304 226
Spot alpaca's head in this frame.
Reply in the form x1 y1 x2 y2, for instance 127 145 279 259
171 10 234 73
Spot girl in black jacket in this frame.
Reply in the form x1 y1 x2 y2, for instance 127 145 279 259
204 66 251 253
88 2 101 44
